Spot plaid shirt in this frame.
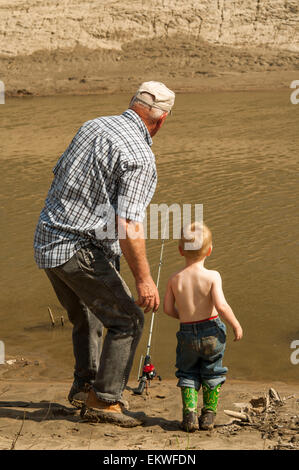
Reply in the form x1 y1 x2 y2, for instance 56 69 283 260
34 109 157 268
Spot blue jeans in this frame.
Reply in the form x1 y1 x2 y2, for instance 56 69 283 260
175 316 228 390
45 243 144 403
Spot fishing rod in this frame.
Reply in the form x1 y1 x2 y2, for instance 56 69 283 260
133 211 169 395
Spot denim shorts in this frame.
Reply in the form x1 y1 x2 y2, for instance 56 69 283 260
175 316 228 390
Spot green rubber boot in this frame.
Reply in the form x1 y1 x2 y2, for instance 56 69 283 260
199 382 222 430
180 387 199 432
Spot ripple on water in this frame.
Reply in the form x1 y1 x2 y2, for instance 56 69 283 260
0 90 298 382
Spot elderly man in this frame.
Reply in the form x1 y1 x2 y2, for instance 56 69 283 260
34 81 175 426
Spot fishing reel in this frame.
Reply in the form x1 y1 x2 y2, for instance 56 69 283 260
133 355 162 395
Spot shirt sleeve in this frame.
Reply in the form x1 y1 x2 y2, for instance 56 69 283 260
116 158 157 222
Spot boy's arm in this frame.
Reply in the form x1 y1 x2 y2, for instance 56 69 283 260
163 278 180 319
211 272 243 341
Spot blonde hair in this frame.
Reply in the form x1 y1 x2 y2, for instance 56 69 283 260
179 221 212 259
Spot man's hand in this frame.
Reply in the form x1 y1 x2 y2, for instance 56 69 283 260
135 276 160 313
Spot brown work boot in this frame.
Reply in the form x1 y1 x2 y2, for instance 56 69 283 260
180 411 199 432
199 408 216 430
68 383 92 409
81 389 142 428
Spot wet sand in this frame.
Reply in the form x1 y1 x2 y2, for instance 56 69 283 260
0 357 298 450
2 37 298 97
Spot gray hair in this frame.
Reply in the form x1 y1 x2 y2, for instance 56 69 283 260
129 92 166 121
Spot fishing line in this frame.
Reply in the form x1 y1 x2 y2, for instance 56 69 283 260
133 209 169 395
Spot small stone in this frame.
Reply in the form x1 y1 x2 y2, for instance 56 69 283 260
6 359 16 365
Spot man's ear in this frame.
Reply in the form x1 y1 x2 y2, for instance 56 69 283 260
156 112 168 131
178 245 184 256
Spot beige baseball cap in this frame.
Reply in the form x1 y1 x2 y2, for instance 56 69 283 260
134 81 175 113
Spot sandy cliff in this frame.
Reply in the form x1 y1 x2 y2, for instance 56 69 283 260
0 0 298 95
1 0 298 55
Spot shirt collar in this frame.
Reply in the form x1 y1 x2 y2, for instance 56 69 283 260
122 109 153 147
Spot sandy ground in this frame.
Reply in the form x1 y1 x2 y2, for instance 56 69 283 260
0 357 298 450
1 37 298 97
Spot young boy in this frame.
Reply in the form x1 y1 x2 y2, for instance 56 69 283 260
163 221 243 432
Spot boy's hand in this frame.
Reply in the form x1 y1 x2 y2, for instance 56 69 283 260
233 323 243 341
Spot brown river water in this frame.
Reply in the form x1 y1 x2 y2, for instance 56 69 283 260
0 91 298 384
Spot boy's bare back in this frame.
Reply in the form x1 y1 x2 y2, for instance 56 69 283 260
169 264 220 323
165 261 242 340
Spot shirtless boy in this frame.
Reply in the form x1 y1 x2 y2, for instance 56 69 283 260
163 221 243 431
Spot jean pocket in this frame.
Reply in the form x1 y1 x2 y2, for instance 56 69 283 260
215 322 227 344
75 247 95 273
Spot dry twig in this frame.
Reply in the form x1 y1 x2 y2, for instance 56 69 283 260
48 307 55 327
10 411 26 450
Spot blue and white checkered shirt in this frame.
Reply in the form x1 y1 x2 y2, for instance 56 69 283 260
34 109 157 268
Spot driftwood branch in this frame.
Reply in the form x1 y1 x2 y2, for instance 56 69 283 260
223 409 249 422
